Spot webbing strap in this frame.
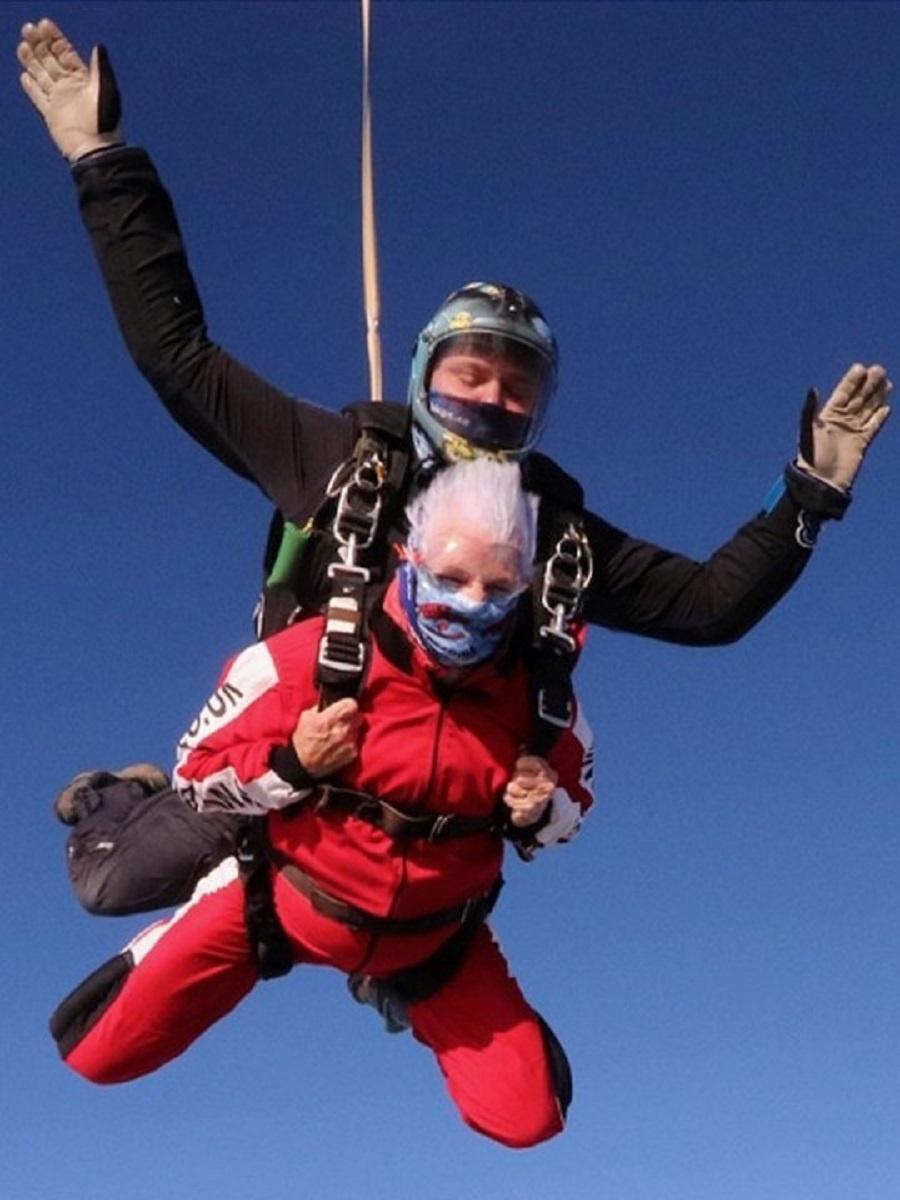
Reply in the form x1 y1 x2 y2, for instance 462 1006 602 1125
530 518 593 755
237 823 294 980
278 862 503 935
313 783 498 842
361 0 383 403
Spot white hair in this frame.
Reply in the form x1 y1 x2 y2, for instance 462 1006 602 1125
406 459 537 580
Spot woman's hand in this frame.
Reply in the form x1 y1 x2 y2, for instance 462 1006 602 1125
502 754 557 828
291 698 361 778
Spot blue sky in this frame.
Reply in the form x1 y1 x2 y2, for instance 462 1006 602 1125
3 2 899 1198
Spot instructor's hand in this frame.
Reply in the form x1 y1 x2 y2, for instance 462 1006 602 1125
292 698 361 779
17 18 123 161
797 363 892 493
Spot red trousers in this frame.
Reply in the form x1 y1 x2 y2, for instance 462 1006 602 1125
64 859 564 1149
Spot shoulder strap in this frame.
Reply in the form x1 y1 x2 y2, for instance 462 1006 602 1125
314 403 411 705
343 399 410 447
255 402 411 644
523 453 592 756
521 451 584 506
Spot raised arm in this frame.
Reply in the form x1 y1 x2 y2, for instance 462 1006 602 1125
582 364 891 645
18 18 122 160
17 18 352 521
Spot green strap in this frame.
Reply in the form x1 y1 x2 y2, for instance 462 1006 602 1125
266 520 311 587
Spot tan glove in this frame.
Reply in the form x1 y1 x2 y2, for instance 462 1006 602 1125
17 18 123 162
796 363 892 493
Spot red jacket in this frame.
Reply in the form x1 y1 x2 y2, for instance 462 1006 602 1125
174 580 593 920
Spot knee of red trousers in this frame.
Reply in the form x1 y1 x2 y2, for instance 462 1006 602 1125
407 925 567 1149
66 1039 142 1085
467 1097 564 1149
452 1016 565 1149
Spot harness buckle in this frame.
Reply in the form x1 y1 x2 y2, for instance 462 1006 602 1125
329 453 387 565
235 841 255 869
538 622 578 653
353 795 383 823
317 633 366 675
326 560 372 585
427 814 452 843
536 686 574 729
538 521 593 649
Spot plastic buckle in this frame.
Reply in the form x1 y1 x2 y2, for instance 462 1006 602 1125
317 633 366 674
353 794 383 824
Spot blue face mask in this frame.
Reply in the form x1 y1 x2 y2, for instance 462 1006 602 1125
426 390 533 453
399 561 523 667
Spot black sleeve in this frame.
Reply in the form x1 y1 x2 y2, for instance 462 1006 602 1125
71 146 352 523
581 488 812 645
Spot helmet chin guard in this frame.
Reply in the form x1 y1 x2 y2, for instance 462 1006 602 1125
408 282 558 463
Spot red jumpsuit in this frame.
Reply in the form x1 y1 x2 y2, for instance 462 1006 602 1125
62 581 594 1148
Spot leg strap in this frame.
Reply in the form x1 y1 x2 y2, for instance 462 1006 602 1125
236 822 294 980
347 882 504 1032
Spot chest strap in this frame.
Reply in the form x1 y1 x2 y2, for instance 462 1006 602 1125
311 784 498 842
276 859 503 935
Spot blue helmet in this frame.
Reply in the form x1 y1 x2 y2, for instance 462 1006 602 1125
408 282 558 462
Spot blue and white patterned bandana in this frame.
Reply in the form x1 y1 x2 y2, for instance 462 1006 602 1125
399 560 523 667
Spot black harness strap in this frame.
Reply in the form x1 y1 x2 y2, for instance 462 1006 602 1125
351 892 497 1010
522 454 593 758
315 408 411 707
277 861 503 935
314 449 385 706
236 822 294 980
312 784 498 842
529 518 593 756
238 808 501 978
255 402 411 646
345 882 499 1032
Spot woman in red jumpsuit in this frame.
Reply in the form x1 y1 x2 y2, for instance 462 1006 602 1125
53 460 594 1149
